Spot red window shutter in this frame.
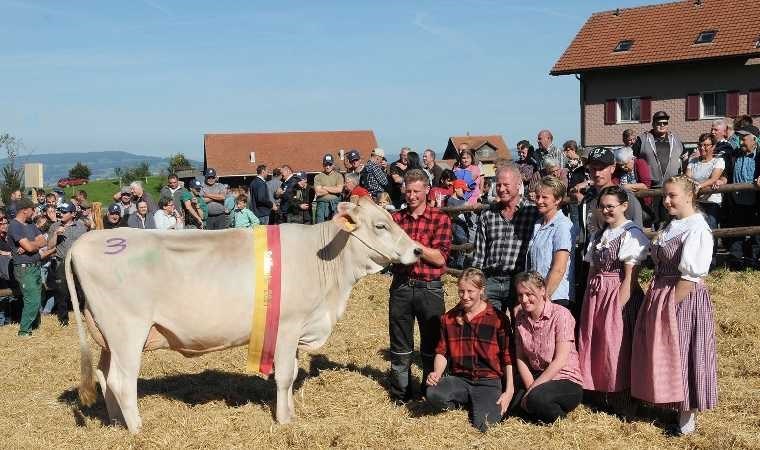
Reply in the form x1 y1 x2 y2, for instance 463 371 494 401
686 94 700 121
750 90 760 116
639 97 652 123
726 91 739 118
604 99 617 125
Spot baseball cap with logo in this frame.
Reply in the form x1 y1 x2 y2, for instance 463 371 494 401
189 179 203 190
346 149 360 162
586 147 615 167
57 202 76 214
107 203 122 215
205 168 217 178
323 154 335 165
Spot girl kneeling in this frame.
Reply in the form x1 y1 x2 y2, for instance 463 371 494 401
513 271 583 423
426 268 514 431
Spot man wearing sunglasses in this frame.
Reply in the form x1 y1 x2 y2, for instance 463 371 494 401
632 111 685 227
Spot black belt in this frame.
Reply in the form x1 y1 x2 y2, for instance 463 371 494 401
402 278 443 289
483 269 515 278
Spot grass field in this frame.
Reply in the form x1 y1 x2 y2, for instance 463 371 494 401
50 176 165 207
0 270 758 449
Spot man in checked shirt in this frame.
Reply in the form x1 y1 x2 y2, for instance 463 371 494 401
472 164 539 312
390 169 452 403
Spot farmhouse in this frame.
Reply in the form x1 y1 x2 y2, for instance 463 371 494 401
551 0 760 148
203 130 378 185
439 134 511 177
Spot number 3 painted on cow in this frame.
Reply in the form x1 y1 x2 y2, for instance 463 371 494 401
104 238 127 255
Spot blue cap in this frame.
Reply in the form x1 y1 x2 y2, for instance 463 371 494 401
56 202 76 213
346 149 360 162
107 203 121 215
189 179 203 190
205 168 217 178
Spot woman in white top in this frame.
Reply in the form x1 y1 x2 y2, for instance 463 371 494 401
578 186 648 416
631 175 717 435
685 133 724 230
154 198 184 230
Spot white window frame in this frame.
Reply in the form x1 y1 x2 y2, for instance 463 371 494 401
616 97 641 124
700 91 727 119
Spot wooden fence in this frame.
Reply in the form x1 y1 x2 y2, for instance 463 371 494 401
443 182 760 253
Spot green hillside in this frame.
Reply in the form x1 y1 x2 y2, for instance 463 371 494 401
48 176 165 207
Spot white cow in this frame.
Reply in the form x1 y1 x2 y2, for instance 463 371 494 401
67 198 421 433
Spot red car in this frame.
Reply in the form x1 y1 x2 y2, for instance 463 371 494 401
57 177 88 188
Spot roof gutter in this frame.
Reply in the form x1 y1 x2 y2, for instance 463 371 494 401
576 74 586 148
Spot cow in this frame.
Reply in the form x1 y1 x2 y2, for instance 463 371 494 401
67 198 422 434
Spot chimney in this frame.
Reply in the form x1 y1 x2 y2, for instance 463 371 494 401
613 8 620 16
249 151 256 163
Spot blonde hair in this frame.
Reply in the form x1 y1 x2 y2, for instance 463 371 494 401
535 175 566 200
458 268 487 291
513 271 546 291
664 175 700 204
376 191 391 205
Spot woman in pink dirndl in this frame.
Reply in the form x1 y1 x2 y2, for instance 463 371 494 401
578 186 648 415
631 176 718 435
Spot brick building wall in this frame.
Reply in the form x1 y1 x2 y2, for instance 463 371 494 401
581 58 760 147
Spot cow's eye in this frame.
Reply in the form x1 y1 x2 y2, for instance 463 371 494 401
375 223 388 230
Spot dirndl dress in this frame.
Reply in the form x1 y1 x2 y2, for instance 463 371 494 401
631 228 718 411
578 223 645 392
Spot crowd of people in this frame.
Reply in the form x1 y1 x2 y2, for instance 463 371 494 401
0 109 757 435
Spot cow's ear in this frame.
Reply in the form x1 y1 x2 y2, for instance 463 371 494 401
333 202 359 232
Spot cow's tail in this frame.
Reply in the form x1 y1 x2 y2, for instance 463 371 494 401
66 250 97 406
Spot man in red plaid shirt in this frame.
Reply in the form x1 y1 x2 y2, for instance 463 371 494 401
389 169 452 402
426 268 514 431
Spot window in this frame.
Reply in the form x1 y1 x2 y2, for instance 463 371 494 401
695 30 717 44
618 97 641 122
701 91 726 118
614 40 633 52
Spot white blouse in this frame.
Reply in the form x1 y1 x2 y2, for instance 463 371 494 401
584 220 649 266
655 213 712 282
154 210 183 230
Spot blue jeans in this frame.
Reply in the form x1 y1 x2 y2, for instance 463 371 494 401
315 198 340 223
485 275 513 312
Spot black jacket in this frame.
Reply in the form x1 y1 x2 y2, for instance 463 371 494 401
249 177 273 218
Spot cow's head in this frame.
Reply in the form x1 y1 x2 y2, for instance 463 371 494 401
332 197 421 268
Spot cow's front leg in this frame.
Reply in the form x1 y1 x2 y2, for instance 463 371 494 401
273 346 298 424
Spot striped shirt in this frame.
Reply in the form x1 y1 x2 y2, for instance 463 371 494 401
472 198 539 274
515 300 583 384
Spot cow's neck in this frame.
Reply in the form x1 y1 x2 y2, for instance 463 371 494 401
315 222 384 324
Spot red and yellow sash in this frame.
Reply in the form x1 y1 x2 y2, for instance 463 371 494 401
247 226 282 375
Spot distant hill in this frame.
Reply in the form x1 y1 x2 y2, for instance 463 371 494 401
1 151 202 185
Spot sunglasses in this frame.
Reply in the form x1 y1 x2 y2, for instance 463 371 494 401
655 121 668 126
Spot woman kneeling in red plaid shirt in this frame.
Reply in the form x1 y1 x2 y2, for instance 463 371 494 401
426 268 515 431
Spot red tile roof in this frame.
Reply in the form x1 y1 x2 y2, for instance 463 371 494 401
443 135 511 161
551 0 760 75
204 130 378 176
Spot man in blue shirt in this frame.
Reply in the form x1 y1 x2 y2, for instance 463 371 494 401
722 125 760 269
8 197 46 337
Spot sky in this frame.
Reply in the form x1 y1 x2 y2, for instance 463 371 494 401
0 0 660 162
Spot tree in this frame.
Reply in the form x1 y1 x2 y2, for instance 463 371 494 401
168 153 192 174
0 133 25 205
123 161 152 183
68 161 91 180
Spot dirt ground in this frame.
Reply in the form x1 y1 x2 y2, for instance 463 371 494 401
0 269 758 449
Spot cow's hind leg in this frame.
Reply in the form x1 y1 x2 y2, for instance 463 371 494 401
95 349 124 425
105 328 148 434
273 347 298 424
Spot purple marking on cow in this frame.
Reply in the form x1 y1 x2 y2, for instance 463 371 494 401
104 238 127 255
